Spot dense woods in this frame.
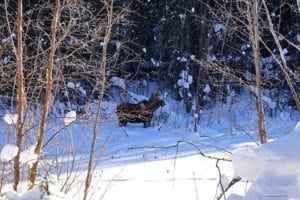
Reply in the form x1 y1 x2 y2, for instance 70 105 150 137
0 0 299 110
0 1 299 113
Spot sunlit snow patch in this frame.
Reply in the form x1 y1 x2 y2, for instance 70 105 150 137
3 113 18 125
63 110 77 126
19 145 38 166
0 144 19 162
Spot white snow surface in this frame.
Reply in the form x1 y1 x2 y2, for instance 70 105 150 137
0 92 299 200
233 121 300 200
1 182 66 200
0 144 19 162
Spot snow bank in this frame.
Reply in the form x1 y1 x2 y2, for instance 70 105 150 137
1 144 19 162
0 176 70 200
232 122 300 199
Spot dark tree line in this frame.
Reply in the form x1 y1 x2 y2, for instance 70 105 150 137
0 0 300 114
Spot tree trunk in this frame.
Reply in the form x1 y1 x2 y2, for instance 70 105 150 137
29 0 60 187
261 0 300 111
248 0 267 144
83 1 113 199
195 1 209 132
14 0 27 190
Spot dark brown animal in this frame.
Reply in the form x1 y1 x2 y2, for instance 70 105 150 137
116 95 165 127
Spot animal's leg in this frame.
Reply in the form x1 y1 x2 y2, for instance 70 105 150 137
119 119 127 127
143 121 151 128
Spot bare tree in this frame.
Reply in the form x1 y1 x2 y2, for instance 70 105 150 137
13 0 28 190
246 0 267 144
29 0 61 187
261 0 300 111
83 1 114 199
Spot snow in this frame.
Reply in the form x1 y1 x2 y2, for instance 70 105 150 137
19 145 38 166
3 56 10 65
63 110 77 126
207 54 216 61
115 41 121 49
177 57 188 63
0 92 298 200
249 86 276 109
150 58 160 67
67 82 75 89
297 34 300 42
177 70 193 89
1 182 66 200
213 23 225 33
232 146 261 181
3 113 18 125
78 86 86 96
203 84 211 94
4 187 44 200
110 76 126 90
262 95 276 109
179 14 186 20
0 144 19 162
232 121 300 200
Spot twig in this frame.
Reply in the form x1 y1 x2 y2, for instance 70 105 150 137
216 159 227 200
128 140 232 162
216 176 242 200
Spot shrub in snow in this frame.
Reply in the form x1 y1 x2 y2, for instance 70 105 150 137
232 121 300 199
3 113 18 125
1 177 66 200
63 111 77 126
0 144 19 162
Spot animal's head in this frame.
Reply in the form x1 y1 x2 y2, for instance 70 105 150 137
149 93 165 108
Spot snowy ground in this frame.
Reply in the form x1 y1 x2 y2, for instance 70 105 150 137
0 92 299 199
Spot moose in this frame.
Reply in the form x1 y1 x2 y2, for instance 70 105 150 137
116 94 165 127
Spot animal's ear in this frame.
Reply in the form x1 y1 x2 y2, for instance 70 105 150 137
150 92 160 100
153 92 160 97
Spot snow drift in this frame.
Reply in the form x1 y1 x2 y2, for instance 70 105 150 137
232 122 300 200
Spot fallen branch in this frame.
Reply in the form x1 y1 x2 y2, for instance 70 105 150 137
128 140 232 162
